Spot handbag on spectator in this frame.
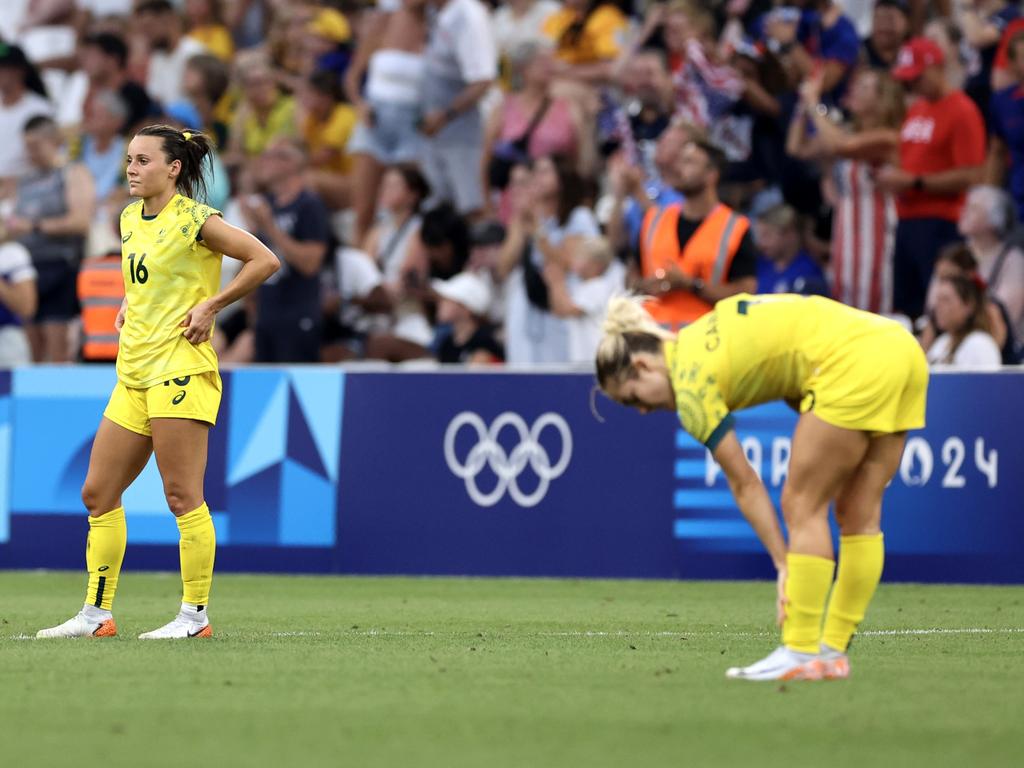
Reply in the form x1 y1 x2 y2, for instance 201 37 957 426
520 237 550 311
488 98 552 190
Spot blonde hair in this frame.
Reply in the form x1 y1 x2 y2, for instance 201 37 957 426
580 235 614 266
852 68 905 131
756 203 798 232
595 296 673 389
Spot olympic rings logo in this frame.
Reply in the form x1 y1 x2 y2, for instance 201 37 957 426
443 411 573 508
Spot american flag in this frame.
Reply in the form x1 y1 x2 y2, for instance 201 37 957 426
673 39 745 128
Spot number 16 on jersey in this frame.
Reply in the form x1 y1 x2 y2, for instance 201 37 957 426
127 253 148 284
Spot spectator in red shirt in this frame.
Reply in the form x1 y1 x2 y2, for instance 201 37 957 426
877 37 987 321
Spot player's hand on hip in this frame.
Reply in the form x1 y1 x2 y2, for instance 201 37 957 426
114 303 126 333
180 300 216 344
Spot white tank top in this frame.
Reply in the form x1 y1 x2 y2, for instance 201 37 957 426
366 49 424 105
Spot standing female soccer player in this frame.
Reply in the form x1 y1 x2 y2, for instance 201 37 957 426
37 125 279 639
596 294 928 680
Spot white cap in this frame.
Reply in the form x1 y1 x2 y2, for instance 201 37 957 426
432 271 493 316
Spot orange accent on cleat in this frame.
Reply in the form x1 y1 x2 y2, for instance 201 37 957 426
189 624 213 638
821 656 850 680
780 659 824 681
92 619 117 637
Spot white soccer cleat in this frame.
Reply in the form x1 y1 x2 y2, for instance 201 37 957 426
36 611 117 638
818 644 851 680
138 614 212 640
725 646 823 681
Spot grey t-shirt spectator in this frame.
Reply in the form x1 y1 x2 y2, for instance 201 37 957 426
422 0 497 146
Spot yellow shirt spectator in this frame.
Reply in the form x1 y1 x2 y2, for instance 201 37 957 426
303 103 357 175
188 25 235 62
543 3 628 65
241 95 297 158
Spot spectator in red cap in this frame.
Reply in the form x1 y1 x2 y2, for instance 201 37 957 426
876 36 986 322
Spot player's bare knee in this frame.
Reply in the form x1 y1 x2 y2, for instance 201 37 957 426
81 481 111 516
780 485 815 527
163 483 200 516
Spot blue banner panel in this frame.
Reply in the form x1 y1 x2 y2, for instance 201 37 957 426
670 372 1024 582
1 367 1022 583
1 366 343 556
336 372 680 578
0 369 9 544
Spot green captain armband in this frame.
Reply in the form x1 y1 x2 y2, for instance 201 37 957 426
705 414 736 452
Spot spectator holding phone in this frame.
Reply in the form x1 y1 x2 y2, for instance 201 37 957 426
498 155 598 364
788 66 904 314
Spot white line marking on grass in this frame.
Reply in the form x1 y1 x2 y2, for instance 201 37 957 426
8 628 1023 642
272 627 1024 639
861 628 1024 636
537 628 1024 638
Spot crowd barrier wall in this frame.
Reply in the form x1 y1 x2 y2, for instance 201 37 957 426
1 366 1021 583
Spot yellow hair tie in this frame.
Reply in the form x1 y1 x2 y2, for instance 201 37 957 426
183 131 192 141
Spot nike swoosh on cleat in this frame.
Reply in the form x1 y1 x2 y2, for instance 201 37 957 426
187 625 211 638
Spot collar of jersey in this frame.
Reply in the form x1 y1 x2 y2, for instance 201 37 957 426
139 193 180 222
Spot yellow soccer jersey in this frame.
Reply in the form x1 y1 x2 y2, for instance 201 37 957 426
544 6 628 64
117 195 223 389
665 294 925 448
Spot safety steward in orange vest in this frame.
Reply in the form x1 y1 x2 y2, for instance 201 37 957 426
638 139 757 328
77 252 124 361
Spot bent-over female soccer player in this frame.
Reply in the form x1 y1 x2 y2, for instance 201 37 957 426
37 125 279 639
596 294 928 680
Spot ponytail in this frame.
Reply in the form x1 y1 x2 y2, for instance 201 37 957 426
595 296 673 389
135 124 214 203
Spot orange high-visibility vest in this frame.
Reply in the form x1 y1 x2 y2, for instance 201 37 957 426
639 202 749 328
77 255 124 362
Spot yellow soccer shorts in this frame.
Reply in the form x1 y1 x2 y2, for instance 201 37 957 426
103 370 222 436
801 324 928 435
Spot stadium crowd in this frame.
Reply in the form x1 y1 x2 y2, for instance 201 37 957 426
0 0 1021 369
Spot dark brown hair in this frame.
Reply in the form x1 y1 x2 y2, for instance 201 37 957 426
937 275 991 361
135 124 214 202
936 243 978 273
688 139 728 176
535 154 590 227
390 163 431 211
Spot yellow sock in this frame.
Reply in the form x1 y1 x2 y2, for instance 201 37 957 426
821 534 885 652
85 506 127 611
782 553 836 654
177 503 216 606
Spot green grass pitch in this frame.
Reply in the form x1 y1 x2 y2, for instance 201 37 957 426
2 572 1023 767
